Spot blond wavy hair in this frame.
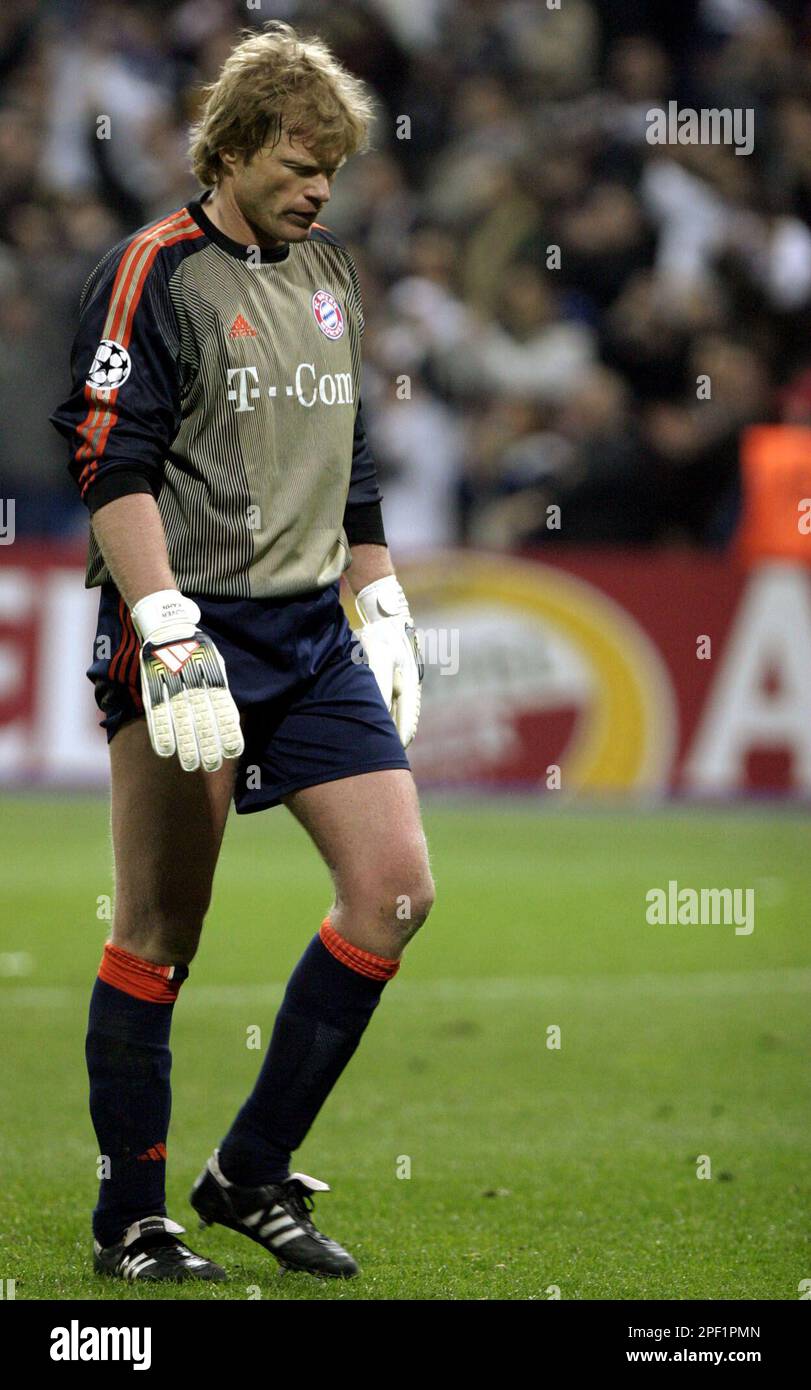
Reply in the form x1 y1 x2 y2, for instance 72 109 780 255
189 21 375 187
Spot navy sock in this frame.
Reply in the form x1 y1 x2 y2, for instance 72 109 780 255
219 922 399 1186
86 945 188 1247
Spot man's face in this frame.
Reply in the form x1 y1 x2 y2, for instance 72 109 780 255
221 131 342 246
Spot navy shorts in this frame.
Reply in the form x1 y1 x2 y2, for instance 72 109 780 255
88 580 411 814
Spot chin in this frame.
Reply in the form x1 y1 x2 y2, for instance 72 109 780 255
243 208 295 249
282 219 313 240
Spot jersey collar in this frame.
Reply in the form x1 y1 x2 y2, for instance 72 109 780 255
187 192 291 264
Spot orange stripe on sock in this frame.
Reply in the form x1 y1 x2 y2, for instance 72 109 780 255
319 917 400 981
98 942 185 1003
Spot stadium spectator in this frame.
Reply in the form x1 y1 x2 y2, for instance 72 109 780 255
2 0 811 550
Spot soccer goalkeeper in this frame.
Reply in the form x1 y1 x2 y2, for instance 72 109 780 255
50 20 433 1284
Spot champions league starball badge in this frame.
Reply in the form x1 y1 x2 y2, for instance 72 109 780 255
86 339 132 390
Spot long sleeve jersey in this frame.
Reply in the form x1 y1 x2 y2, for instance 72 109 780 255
50 194 385 599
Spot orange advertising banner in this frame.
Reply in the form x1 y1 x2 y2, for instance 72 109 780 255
739 425 811 566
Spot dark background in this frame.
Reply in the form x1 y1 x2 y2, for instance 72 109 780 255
3 0 811 552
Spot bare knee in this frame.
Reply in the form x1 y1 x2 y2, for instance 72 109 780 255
338 859 436 954
112 885 211 964
396 870 435 935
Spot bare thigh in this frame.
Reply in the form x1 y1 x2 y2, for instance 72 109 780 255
283 768 435 959
109 719 237 963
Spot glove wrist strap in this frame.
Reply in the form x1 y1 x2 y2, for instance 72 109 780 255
354 574 410 625
131 589 201 644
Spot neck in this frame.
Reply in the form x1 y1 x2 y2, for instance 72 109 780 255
203 184 286 251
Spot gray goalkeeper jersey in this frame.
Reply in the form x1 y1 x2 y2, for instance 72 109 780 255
50 194 382 599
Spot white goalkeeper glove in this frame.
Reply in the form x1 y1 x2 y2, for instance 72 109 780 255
354 575 424 748
131 589 245 773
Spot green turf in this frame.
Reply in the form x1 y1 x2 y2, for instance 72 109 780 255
0 795 808 1300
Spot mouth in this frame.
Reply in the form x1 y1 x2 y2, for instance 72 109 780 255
287 210 316 223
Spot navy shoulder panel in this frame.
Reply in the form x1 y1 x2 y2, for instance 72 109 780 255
307 222 346 251
79 207 206 313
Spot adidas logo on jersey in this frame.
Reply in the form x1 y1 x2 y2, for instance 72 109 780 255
229 313 258 338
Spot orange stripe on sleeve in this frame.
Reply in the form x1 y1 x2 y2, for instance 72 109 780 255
74 215 204 494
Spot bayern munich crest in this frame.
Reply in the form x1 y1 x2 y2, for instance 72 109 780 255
312 289 345 340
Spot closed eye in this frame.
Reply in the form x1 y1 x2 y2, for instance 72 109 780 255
286 163 338 178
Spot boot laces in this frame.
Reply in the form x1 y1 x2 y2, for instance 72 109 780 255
282 1180 319 1235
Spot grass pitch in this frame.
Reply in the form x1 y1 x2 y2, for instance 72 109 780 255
0 794 808 1301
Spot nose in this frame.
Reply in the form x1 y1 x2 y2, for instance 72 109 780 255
307 174 331 206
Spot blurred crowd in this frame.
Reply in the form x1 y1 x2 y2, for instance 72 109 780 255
3 0 811 551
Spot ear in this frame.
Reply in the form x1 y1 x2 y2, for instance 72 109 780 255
219 149 239 175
